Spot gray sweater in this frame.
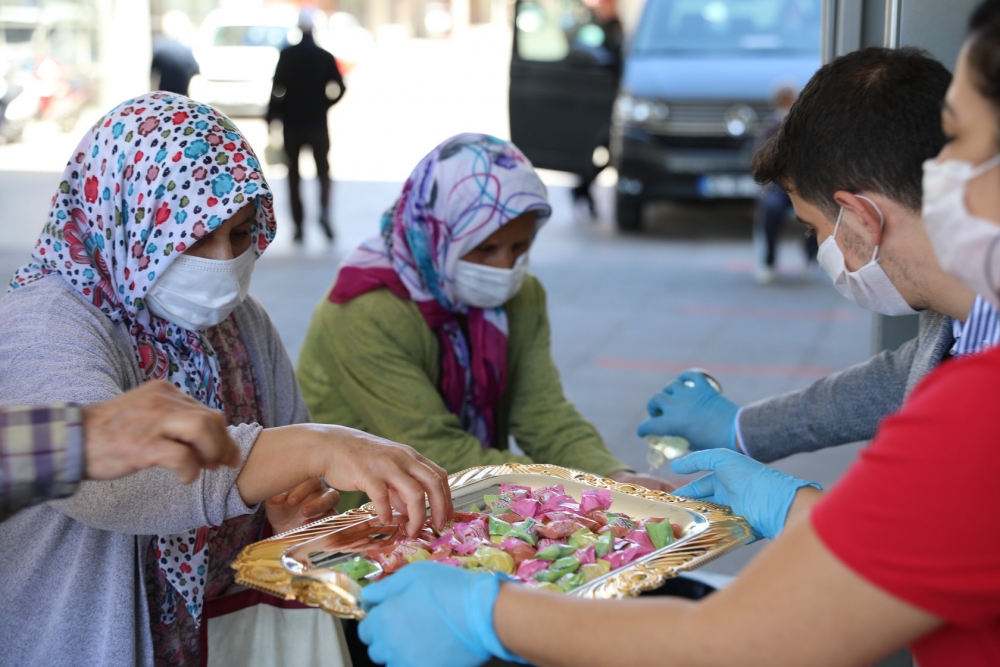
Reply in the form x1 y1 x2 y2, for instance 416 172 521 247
0 276 310 667
740 310 954 462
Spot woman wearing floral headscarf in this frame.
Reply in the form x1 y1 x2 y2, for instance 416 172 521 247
0 93 451 667
298 134 670 513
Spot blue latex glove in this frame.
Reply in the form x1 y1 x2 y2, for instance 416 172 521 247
671 450 821 540
358 561 525 667
636 370 741 451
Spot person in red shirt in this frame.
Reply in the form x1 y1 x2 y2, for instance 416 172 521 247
354 2 1000 665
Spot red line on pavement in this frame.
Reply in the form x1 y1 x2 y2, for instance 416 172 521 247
678 304 859 322
596 358 837 379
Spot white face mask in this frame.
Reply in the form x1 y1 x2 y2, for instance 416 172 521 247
922 155 1000 309
816 195 918 316
453 253 529 309
145 249 256 330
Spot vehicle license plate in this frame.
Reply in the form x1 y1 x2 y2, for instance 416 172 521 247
697 174 761 198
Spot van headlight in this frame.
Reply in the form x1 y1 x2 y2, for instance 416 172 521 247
724 104 757 137
615 94 669 126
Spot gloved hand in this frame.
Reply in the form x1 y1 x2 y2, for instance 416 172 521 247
670 450 821 540
359 561 525 667
636 370 740 451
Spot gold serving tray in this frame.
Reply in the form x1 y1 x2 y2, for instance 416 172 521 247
232 463 753 619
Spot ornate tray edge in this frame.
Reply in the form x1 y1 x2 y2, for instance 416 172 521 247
232 463 753 617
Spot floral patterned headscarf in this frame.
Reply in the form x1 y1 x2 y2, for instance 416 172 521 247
331 134 551 447
8 92 276 623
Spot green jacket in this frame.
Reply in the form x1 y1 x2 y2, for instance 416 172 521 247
297 275 630 509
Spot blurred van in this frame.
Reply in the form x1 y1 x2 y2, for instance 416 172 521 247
508 0 821 231
190 5 300 118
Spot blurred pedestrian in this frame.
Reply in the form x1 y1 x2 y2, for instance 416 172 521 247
571 0 623 218
267 11 346 243
151 11 199 97
752 85 817 284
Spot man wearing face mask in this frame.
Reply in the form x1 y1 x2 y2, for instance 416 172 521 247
638 46 1000 464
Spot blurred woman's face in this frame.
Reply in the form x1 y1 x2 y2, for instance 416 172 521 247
184 202 256 260
938 42 1000 226
461 212 537 269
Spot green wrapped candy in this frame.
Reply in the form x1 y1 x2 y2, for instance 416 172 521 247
557 571 587 592
533 544 577 561
533 567 564 583
489 515 513 537
332 556 380 581
646 519 675 550
567 528 599 550
532 556 581 583
404 548 431 564
605 512 636 531
534 582 564 594
550 556 581 574
595 530 615 557
581 559 612 582
470 545 516 575
483 494 510 512
509 518 539 546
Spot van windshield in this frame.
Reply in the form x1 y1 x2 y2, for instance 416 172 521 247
212 25 289 48
633 0 821 55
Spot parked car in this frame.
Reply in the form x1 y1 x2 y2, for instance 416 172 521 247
509 0 621 177
0 3 98 135
508 0 822 231
190 5 302 118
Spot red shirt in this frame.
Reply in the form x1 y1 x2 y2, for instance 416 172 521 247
812 346 1000 667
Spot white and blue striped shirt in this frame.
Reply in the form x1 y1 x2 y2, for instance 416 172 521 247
951 295 1000 357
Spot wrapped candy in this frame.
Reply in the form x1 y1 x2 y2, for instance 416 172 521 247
550 556 581 574
509 498 541 519
595 530 615 558
645 518 676 550
532 555 580 584
332 556 381 581
484 494 511 513
489 515 513 537
557 571 586 592
575 545 596 566
501 537 538 565
533 543 578 561
581 559 612 583
624 529 655 551
567 528 599 550
508 518 539 546
580 489 612 514
323 483 684 594
459 544 515 576
532 582 564 594
516 558 549 580
536 519 586 540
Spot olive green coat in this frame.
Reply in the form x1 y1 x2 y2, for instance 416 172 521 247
296 275 630 509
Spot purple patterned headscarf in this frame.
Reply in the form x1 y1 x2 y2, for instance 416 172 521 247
331 134 551 446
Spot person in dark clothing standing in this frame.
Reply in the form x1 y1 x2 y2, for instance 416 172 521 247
752 85 818 284
571 0 623 218
151 11 199 97
266 12 346 243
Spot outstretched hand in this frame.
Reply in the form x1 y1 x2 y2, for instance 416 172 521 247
83 380 240 484
671 450 821 540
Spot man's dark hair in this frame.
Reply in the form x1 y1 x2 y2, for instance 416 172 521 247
751 47 951 216
968 0 1000 143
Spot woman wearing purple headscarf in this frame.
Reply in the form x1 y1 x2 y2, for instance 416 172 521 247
298 134 671 512
0 93 451 667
